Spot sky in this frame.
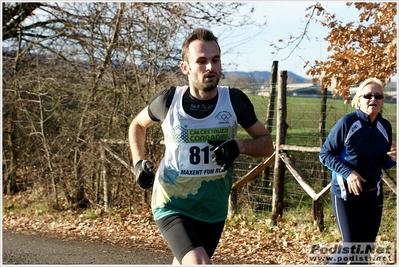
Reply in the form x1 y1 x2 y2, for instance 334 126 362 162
214 1 373 79
11 1 395 82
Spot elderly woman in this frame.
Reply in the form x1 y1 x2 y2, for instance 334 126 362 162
319 77 396 264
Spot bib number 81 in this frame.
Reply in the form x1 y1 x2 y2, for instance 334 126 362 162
189 146 211 165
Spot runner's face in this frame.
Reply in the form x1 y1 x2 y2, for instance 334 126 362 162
358 84 384 117
181 40 221 93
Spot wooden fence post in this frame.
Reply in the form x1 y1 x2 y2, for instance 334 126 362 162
228 189 237 218
263 61 278 189
271 70 288 224
315 82 328 231
266 60 278 132
313 198 325 231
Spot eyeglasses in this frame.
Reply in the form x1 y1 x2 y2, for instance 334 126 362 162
362 94 384 100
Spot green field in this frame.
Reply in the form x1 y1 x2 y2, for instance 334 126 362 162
245 94 397 146
234 93 397 214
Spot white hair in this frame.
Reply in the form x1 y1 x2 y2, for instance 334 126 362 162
351 78 384 108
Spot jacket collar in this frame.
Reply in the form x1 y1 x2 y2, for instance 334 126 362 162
356 108 381 123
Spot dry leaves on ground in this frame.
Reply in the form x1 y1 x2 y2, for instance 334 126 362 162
2 193 395 265
1 206 326 265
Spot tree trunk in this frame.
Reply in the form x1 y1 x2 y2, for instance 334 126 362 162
4 111 18 194
101 145 110 211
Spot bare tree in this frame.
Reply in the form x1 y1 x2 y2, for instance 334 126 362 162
3 2 43 41
2 2 266 210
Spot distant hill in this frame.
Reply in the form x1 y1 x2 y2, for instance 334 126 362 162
222 70 311 86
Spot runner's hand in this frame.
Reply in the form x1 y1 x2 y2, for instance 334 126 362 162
387 141 397 162
134 160 155 189
346 170 366 195
208 140 240 172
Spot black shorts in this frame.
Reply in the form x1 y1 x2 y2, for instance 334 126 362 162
155 214 225 263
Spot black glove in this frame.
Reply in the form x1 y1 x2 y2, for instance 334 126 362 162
134 160 155 189
207 140 240 172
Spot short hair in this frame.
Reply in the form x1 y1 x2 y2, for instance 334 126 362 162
181 28 221 63
351 78 385 108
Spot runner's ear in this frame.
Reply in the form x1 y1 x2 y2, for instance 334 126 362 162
180 61 189 75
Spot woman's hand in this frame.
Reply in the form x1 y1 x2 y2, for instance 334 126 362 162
387 141 397 162
346 171 367 195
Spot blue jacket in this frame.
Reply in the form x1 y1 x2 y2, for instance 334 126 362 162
319 109 395 201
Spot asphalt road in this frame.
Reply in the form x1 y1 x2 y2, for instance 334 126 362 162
2 230 174 265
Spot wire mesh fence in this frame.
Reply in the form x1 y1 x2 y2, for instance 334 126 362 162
232 83 397 214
